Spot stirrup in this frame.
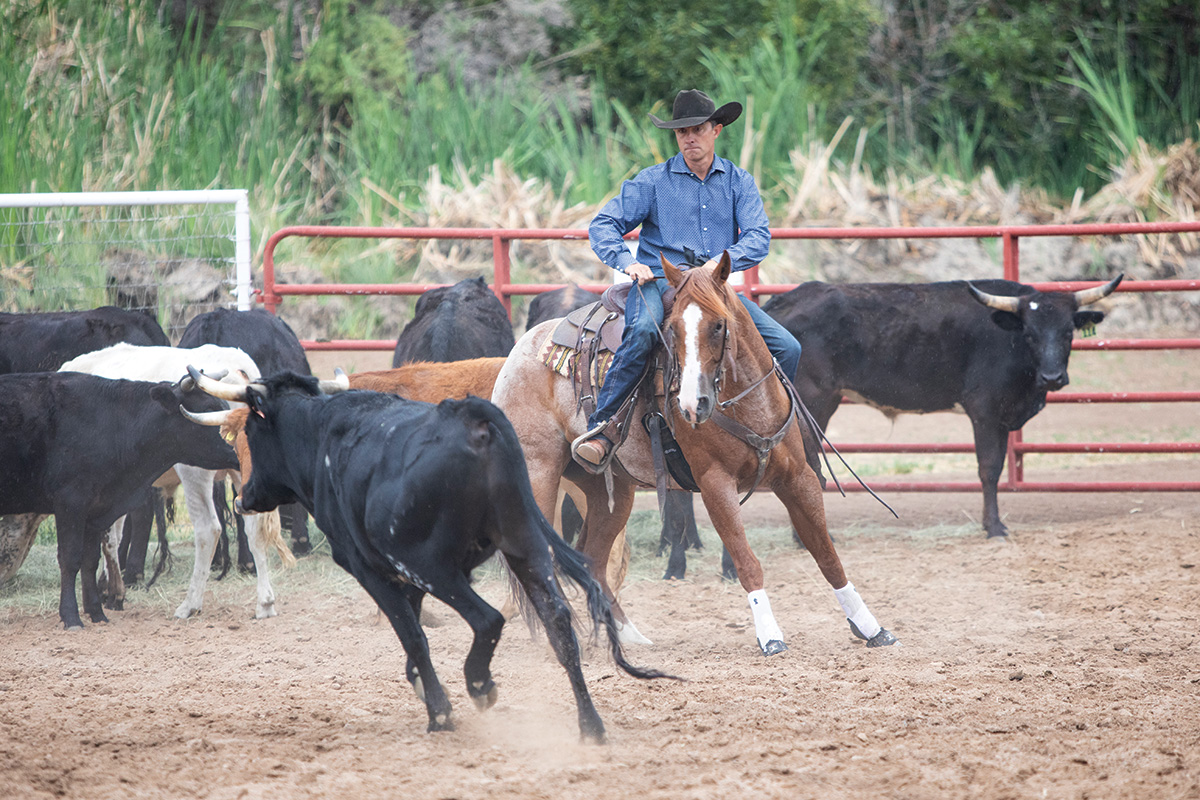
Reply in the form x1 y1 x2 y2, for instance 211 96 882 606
571 424 618 475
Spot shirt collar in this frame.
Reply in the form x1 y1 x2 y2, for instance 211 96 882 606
669 152 728 178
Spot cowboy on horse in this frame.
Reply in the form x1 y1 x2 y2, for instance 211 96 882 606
572 89 803 471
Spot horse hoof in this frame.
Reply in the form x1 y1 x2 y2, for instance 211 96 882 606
760 639 788 656
987 531 1010 541
615 618 654 646
849 621 898 647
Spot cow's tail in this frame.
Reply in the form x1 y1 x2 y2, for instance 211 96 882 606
464 396 677 683
541 523 679 682
144 487 173 589
261 509 296 568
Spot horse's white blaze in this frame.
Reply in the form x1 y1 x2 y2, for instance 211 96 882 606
747 589 785 649
834 581 882 639
677 303 704 418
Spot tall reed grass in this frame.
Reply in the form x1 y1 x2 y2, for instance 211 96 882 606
2 0 1197 268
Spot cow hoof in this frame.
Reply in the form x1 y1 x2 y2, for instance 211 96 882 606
579 717 607 745
760 639 788 656
255 604 278 620
292 536 312 557
426 713 455 733
174 604 200 620
104 598 124 611
471 683 499 711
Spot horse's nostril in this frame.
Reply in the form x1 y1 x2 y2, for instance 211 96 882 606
696 396 711 415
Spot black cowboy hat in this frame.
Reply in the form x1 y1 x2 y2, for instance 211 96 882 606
648 89 742 130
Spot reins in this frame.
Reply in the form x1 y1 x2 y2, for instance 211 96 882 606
647 274 898 517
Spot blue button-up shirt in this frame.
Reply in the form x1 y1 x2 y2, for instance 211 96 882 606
589 152 771 276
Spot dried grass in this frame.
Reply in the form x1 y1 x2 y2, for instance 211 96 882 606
365 133 1200 291
384 159 601 284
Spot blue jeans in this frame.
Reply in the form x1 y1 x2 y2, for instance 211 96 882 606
587 281 802 428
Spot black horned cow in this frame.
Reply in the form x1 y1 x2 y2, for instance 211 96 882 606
184 369 671 741
762 275 1122 538
0 372 238 629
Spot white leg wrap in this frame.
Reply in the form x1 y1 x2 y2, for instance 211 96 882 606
747 589 785 649
834 582 881 640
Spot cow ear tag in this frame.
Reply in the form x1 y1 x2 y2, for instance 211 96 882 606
1077 323 1097 338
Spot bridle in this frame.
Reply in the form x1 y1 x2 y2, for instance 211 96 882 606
656 279 795 505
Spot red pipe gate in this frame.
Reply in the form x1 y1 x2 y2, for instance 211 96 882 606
260 221 1200 495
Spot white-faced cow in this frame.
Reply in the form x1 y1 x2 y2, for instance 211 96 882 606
0 372 238 629
179 307 316 568
392 276 515 367
184 369 671 741
761 275 1123 538
59 343 291 620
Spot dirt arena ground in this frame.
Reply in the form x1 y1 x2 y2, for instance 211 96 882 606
0 350 1196 800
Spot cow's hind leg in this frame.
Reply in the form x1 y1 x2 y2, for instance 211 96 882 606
53 511 89 629
775 469 897 648
356 570 455 732
505 549 606 743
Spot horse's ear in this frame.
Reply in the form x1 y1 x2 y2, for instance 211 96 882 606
662 254 685 287
714 251 732 285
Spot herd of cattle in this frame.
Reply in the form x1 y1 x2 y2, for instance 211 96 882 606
0 270 1121 738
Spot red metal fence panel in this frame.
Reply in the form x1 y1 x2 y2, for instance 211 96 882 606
260 221 1200 494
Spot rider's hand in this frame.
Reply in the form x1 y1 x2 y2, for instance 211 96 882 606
625 263 654 285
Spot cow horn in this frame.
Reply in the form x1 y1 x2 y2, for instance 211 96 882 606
967 284 1021 313
179 406 235 427
187 365 252 402
318 368 350 394
179 367 229 392
1074 273 1123 306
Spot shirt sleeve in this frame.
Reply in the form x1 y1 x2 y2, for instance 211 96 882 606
589 174 655 272
725 169 771 272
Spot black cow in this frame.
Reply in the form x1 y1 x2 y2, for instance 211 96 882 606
187 369 669 741
392 276 515 366
762 276 1122 538
179 308 315 568
524 285 602 331
0 307 173 586
0 306 169 371
0 373 238 628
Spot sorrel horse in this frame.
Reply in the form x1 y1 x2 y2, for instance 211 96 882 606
491 253 897 654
